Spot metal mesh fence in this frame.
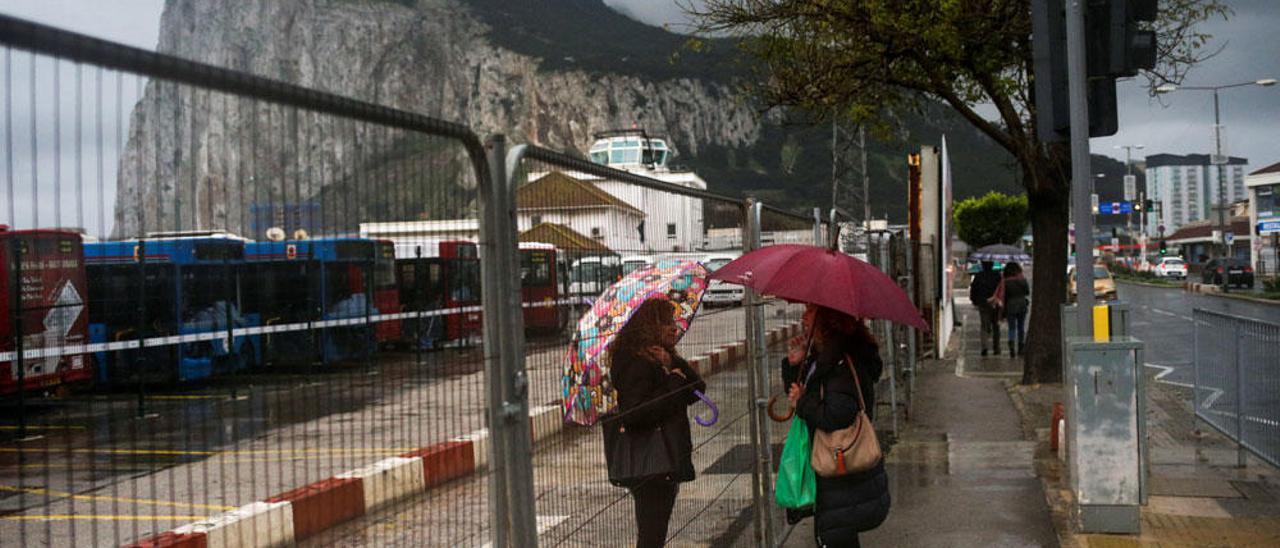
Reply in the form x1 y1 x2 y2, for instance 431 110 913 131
0 14 918 548
0 17 497 546
503 145 806 547
1193 309 1280 469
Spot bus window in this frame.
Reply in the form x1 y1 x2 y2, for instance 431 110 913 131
449 260 481 303
521 251 552 286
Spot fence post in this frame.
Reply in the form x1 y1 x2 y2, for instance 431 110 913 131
1234 318 1246 468
813 207 822 246
742 198 776 546
481 134 536 547
1192 310 1201 434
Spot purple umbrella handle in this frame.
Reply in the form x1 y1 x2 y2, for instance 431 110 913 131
693 390 719 427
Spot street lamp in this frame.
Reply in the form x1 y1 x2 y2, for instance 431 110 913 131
1156 78 1277 268
1115 145 1144 262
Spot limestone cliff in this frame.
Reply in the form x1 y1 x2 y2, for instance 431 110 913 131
115 0 761 237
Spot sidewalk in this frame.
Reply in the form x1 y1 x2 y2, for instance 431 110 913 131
1006 318 1280 546
779 299 1057 546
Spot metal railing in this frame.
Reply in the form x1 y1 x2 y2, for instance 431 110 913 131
1192 308 1280 468
0 13 919 548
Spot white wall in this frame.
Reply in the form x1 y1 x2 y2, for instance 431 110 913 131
517 207 644 254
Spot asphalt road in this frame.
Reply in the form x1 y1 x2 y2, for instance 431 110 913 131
0 301 800 546
1120 281 1280 467
1119 281 1280 387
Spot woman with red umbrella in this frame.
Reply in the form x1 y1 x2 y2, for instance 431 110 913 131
782 305 890 547
710 242 923 546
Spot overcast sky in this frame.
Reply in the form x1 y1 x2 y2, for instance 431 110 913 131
0 0 1275 233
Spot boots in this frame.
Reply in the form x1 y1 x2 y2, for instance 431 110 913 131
1008 341 1017 358
1017 338 1024 357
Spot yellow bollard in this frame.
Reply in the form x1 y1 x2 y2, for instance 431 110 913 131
1092 303 1110 342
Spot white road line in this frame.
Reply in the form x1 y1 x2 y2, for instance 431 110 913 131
1142 362 1195 389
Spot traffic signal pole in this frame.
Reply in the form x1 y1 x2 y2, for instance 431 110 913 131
1067 0 1095 334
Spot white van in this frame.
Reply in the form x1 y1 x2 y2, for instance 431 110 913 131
701 253 744 306
621 255 655 276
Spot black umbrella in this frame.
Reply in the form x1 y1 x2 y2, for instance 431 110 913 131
970 244 1031 263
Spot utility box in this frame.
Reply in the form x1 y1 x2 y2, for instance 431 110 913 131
1065 336 1146 534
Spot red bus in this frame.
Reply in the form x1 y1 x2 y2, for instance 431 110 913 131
0 228 90 397
519 242 565 333
395 240 482 347
372 239 402 346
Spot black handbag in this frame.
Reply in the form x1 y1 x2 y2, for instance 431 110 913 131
602 415 677 488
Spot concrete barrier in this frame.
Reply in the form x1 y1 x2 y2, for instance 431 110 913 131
266 477 364 541
171 501 294 548
124 320 801 547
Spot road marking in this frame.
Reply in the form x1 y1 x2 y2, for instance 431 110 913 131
1 514 207 521
1143 362 1194 388
0 485 234 511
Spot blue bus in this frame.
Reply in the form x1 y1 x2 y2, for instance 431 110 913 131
243 238 378 366
85 234 261 385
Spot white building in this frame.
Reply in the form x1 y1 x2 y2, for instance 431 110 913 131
515 171 645 254
1144 153 1248 236
1247 161 1280 277
527 130 707 254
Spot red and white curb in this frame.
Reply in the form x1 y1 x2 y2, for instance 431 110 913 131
123 321 801 547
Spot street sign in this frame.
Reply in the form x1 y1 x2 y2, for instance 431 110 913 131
1120 201 1133 214
1123 175 1136 201
1258 220 1280 235
1225 231 1234 245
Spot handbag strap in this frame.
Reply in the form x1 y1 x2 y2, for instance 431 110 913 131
813 353 868 413
844 353 868 413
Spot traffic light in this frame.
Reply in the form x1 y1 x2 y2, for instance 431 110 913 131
1084 0 1159 136
1159 239 1167 255
1033 0 1159 140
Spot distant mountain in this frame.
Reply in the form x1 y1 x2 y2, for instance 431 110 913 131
116 0 1018 237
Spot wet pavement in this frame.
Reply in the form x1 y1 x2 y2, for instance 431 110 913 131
0 300 799 546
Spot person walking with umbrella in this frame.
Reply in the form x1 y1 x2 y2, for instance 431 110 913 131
991 262 1031 357
608 297 706 548
969 261 1003 356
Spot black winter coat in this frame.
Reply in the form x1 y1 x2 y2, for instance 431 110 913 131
969 269 1002 306
782 340 891 543
612 349 706 483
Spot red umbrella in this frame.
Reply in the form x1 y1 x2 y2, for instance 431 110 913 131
709 244 929 331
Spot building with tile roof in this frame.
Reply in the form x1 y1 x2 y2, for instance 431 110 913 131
516 171 645 254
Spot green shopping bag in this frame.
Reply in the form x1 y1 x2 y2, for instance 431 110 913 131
774 417 816 509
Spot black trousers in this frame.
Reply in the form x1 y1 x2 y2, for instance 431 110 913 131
629 479 679 547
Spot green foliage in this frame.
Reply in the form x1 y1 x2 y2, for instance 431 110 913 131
1264 277 1280 293
953 192 1028 249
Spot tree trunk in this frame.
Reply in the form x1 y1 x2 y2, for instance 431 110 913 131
1022 163 1070 384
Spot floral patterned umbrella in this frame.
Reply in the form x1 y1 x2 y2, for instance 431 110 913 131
562 258 709 426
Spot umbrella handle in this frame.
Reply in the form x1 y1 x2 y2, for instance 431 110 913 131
692 390 719 427
767 394 794 422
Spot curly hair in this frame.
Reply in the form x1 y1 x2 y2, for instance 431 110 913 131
811 306 878 354
608 297 676 364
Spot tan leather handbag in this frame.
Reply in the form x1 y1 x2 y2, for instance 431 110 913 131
811 354 882 477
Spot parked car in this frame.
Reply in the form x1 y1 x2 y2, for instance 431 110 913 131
701 253 744 306
1200 258 1254 288
1152 257 1188 279
1068 264 1117 302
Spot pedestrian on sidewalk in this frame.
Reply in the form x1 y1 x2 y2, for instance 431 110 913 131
609 297 706 548
992 262 1030 357
782 304 890 547
968 260 1002 356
